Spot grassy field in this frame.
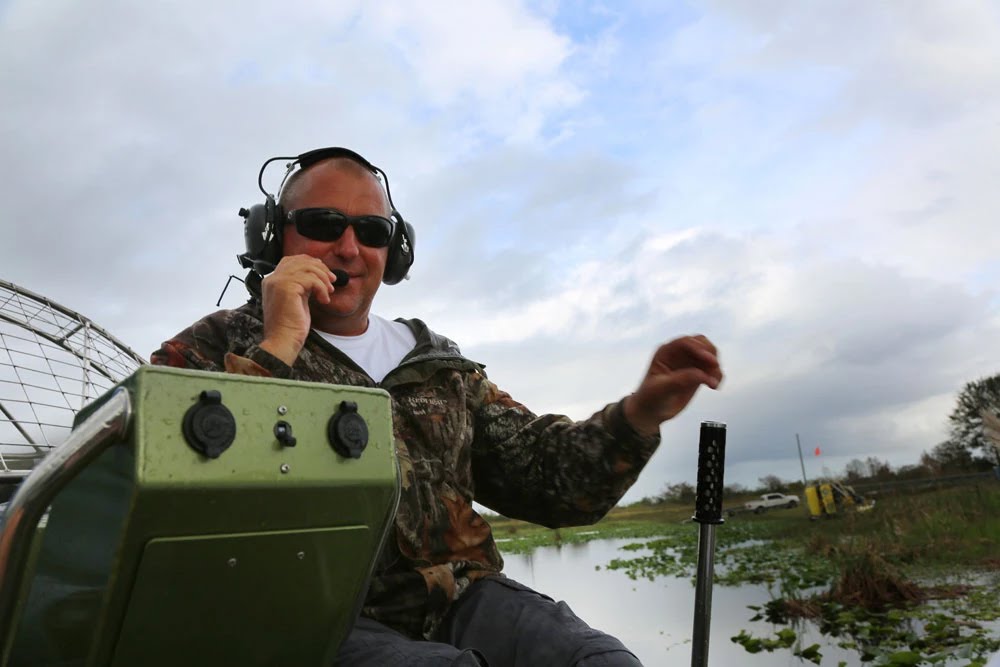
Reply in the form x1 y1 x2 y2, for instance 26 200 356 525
488 500 692 553
752 484 999 561
490 483 1000 665
492 483 1000 567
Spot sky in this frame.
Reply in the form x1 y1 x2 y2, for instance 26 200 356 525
2 0 999 504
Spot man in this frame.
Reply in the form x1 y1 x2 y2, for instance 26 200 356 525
152 148 723 666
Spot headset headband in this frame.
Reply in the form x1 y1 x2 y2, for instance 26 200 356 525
257 147 398 214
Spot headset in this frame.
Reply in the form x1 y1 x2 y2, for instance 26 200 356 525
237 147 415 297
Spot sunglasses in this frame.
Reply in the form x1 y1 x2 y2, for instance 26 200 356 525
286 208 395 248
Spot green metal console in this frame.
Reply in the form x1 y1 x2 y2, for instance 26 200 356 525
0 366 399 666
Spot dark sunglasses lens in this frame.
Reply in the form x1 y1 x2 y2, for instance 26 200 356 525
293 210 393 247
296 210 347 241
354 217 394 247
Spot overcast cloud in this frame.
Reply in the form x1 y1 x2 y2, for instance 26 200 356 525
2 0 998 503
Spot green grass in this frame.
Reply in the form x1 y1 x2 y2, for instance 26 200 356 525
492 483 1000 571
488 502 694 554
762 483 1000 570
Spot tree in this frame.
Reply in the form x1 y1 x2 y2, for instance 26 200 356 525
948 373 1000 466
842 457 892 482
724 482 747 496
652 482 696 504
864 456 893 480
918 449 943 475
928 439 977 472
844 458 867 482
757 474 786 492
664 482 696 503
894 463 926 480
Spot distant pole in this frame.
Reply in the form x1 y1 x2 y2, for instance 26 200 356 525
796 433 808 488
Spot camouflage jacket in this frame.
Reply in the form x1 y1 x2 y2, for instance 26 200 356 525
151 301 660 639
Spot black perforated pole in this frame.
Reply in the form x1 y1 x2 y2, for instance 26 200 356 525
691 421 726 667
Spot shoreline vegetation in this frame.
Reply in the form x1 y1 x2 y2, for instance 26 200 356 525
489 482 1000 665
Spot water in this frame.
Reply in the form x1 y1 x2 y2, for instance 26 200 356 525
502 538 863 667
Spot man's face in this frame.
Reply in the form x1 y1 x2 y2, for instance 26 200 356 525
281 161 391 331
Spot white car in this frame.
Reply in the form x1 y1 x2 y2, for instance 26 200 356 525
743 492 800 513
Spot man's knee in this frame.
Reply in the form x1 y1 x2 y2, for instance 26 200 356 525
442 577 640 666
446 650 489 667
575 649 643 667
335 617 488 667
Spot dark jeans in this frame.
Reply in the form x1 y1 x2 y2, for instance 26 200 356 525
334 577 642 666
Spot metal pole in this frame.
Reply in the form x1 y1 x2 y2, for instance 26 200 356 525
0 388 132 657
796 433 808 488
691 421 726 667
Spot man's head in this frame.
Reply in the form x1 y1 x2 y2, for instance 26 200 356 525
278 157 393 333
278 156 391 219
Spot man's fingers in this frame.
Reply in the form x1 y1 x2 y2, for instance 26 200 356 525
686 335 719 365
665 366 720 391
307 275 334 304
641 367 719 401
691 334 718 356
277 255 338 285
268 256 339 304
657 336 722 378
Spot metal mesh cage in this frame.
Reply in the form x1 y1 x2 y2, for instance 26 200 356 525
0 279 145 475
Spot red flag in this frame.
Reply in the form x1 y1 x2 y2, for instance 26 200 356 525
814 446 821 456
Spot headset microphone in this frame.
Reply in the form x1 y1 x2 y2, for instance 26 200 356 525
249 263 350 289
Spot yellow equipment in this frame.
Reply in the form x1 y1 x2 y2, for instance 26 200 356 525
805 481 874 519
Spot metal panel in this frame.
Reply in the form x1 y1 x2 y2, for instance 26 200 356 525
3 366 398 666
111 527 371 666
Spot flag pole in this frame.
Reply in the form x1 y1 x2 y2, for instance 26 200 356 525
795 433 808 488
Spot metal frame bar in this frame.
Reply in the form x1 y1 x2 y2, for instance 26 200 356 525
0 279 145 375
0 387 132 653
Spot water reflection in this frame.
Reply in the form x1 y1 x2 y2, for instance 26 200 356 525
501 538 859 667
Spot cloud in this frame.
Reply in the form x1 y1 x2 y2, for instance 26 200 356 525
0 1 583 353
366 2 578 103
707 0 1000 126
2 0 999 508
452 223 1000 501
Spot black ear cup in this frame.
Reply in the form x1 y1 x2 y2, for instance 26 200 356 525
237 197 282 276
382 220 415 285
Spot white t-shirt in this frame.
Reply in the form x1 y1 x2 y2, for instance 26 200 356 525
313 314 417 383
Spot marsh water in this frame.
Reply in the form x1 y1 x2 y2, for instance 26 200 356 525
501 537 867 667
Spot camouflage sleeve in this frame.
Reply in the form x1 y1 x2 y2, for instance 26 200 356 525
149 309 291 378
469 373 661 528
150 310 231 370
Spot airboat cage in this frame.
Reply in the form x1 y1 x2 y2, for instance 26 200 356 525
0 279 145 484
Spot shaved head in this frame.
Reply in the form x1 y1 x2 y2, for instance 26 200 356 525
279 157 391 216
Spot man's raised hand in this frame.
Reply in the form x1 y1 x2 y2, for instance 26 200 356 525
258 255 339 365
622 335 723 437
